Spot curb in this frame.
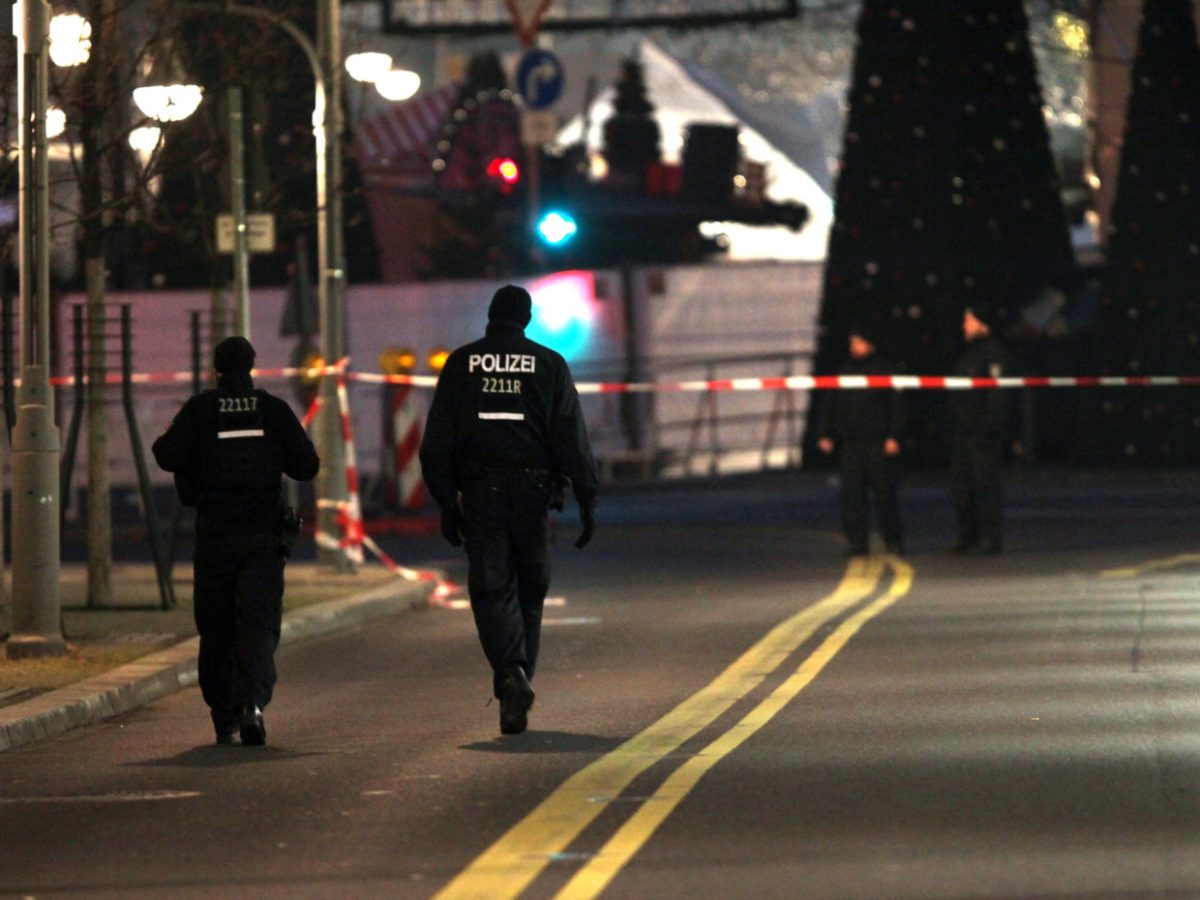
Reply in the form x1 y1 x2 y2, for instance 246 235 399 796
0 576 433 754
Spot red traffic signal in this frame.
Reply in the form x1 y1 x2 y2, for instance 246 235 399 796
486 156 521 191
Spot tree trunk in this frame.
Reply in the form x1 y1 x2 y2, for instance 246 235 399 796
80 0 113 608
85 257 113 608
0 426 9 635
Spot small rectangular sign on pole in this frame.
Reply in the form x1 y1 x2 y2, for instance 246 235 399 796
216 212 276 254
521 109 559 146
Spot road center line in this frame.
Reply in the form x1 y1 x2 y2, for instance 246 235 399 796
1100 553 1200 579
556 557 914 900
433 556 889 900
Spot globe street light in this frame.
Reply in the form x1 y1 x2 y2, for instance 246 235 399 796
132 84 204 122
374 68 420 102
345 51 391 84
48 12 89 67
345 51 421 102
128 125 163 171
45 104 65 138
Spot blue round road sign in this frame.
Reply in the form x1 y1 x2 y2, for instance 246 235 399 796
516 49 564 110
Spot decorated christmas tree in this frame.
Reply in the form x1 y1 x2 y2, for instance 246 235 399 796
602 58 662 189
809 0 1075 463
1082 0 1200 465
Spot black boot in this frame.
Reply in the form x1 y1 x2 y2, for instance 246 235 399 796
239 704 266 746
498 665 535 735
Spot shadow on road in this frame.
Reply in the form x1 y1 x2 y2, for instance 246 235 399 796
126 745 328 768
460 730 627 755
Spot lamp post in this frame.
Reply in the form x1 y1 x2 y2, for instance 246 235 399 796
8 0 65 658
176 0 350 569
314 0 351 569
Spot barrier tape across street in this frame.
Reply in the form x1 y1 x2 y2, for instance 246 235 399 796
285 370 1200 393
47 365 1200 392
94 362 1195 591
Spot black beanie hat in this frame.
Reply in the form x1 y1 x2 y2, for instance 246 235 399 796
213 336 256 375
488 284 532 326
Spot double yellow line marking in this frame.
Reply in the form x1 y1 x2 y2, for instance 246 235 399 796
1101 552 1200 579
436 554 914 900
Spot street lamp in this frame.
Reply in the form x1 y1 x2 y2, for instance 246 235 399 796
45 104 65 138
344 51 391 84
128 125 162 154
132 84 203 122
343 50 420 102
8 0 65 658
128 125 163 172
47 11 88 67
175 0 352 569
374 69 420 102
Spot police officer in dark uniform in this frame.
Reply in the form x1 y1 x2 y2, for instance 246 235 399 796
950 305 1009 554
815 324 906 556
420 284 599 735
153 336 319 745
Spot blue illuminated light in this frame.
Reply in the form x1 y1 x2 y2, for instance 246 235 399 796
536 211 578 246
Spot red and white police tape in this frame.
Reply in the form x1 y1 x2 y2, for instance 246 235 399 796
60 363 1200 393
303 363 456 600
333 371 1200 393
314 370 365 566
82 361 1197 592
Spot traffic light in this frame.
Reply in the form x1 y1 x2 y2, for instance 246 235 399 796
486 156 521 194
536 210 578 246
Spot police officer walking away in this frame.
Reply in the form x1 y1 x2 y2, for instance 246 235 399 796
949 305 1009 554
420 285 599 736
153 336 319 745
815 324 906 556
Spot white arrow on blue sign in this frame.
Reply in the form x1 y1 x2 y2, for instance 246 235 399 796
516 48 565 110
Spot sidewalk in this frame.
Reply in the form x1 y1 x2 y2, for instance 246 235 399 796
0 561 435 753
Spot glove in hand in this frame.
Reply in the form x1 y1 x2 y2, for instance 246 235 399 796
575 505 595 549
440 506 464 547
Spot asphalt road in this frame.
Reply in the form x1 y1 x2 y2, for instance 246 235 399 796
4 470 1200 899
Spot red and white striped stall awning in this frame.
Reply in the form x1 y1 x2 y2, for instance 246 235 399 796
354 82 460 191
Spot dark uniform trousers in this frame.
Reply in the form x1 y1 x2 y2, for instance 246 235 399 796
193 534 284 732
951 432 1003 547
839 439 902 552
462 469 552 699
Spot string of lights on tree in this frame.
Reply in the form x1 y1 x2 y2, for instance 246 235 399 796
427 52 526 277
1085 0 1200 465
809 0 1075 463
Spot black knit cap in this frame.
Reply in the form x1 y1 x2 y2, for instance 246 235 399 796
488 284 532 326
213 335 256 375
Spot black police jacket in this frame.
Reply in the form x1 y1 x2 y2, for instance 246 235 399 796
152 376 320 540
952 335 1009 437
419 320 599 510
815 353 907 444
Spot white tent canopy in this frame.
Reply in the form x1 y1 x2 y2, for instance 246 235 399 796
556 38 834 262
